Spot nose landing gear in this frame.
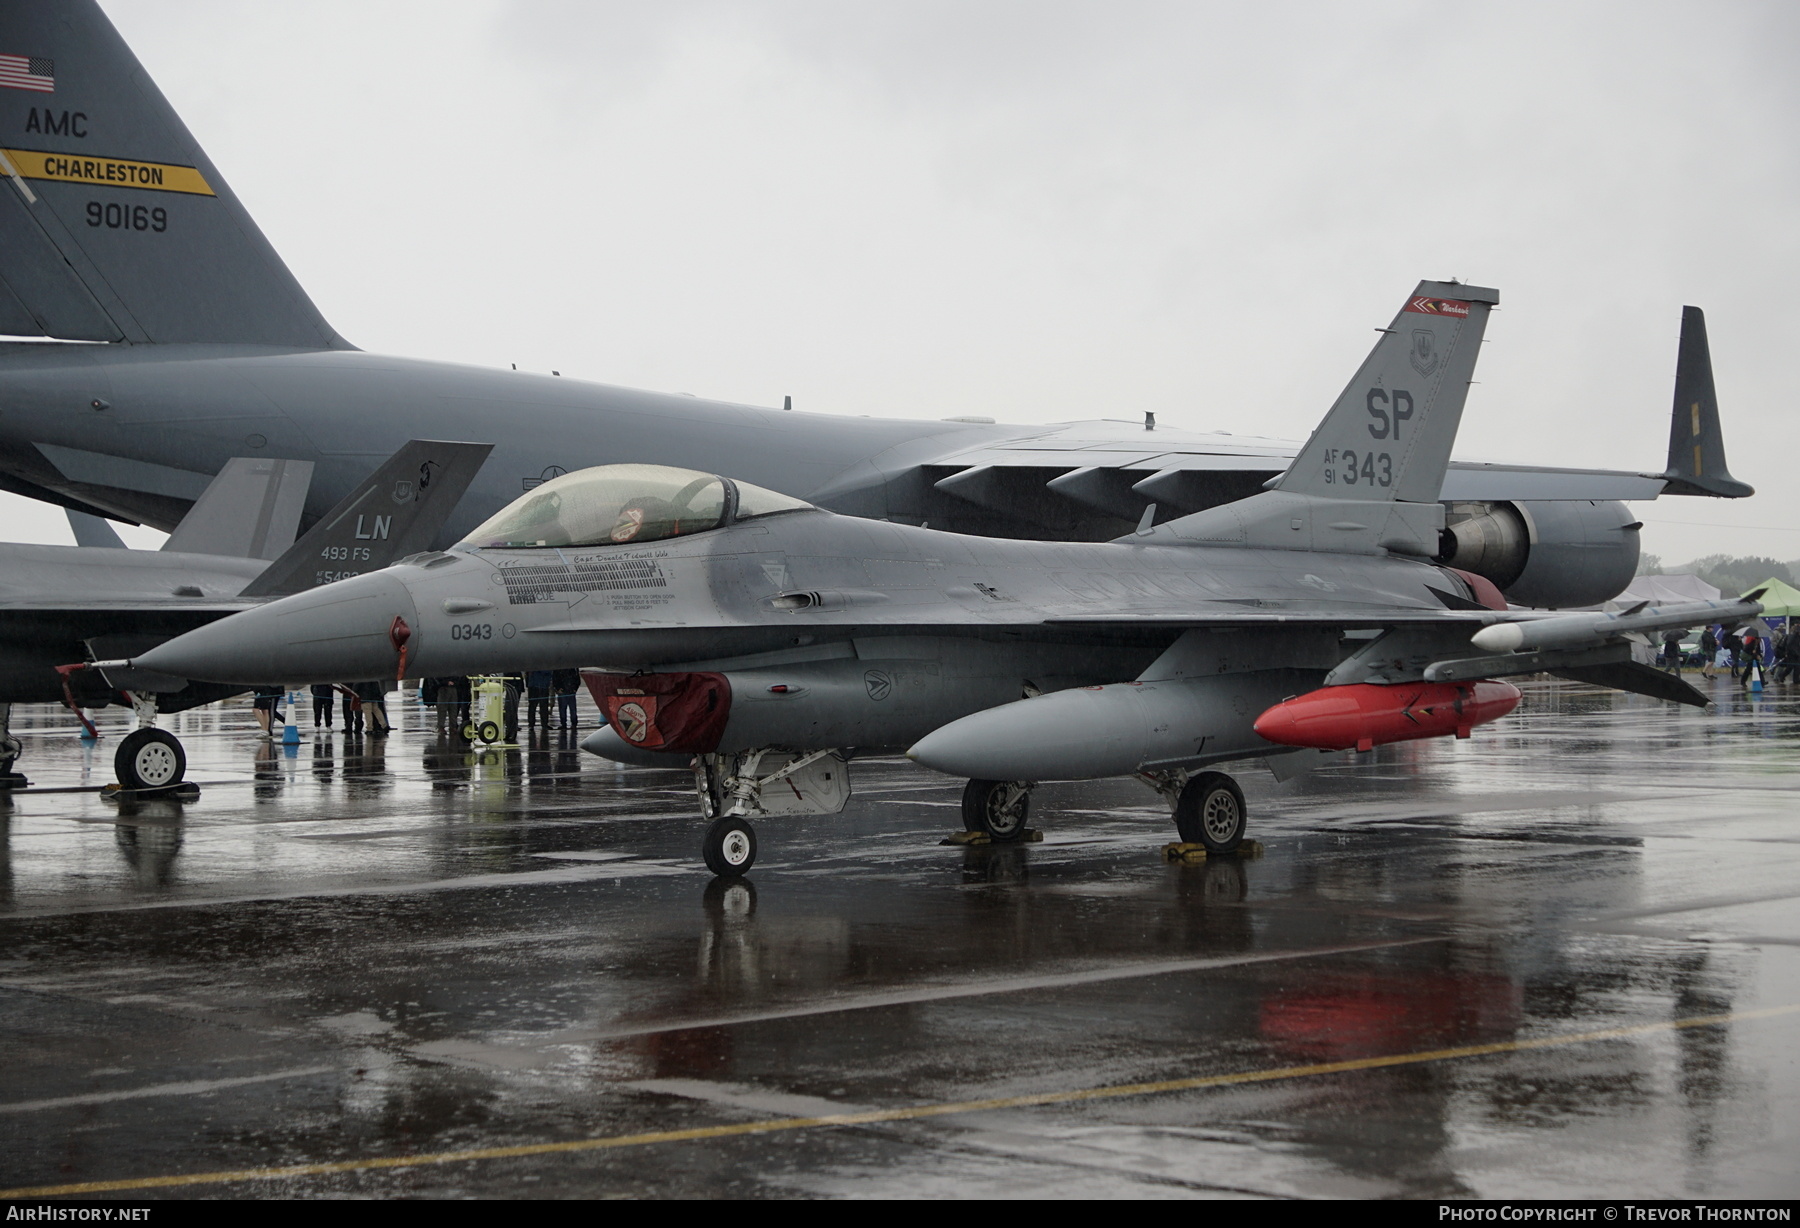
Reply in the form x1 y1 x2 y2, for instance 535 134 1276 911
112 691 190 793
115 727 187 791
702 815 757 876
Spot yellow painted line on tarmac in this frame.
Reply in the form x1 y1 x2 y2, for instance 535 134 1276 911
6 1002 1796 1198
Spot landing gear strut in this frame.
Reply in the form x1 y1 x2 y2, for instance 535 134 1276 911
691 747 851 876
962 779 1032 842
1174 771 1246 853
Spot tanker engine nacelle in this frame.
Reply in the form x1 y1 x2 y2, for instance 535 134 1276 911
1437 499 1640 609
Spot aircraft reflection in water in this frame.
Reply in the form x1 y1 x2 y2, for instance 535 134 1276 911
128 284 1767 877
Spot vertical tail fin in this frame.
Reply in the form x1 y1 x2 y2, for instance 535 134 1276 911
65 508 124 547
1142 280 1496 556
0 1 346 346
1275 280 1499 503
161 457 314 559
1661 306 1753 498
241 441 492 598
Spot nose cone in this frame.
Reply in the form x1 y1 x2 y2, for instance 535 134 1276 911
136 570 420 685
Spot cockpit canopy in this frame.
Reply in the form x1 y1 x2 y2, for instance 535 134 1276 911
461 464 814 550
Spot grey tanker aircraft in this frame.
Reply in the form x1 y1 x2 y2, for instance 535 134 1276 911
0 2 1753 620
125 283 1762 876
0 439 490 790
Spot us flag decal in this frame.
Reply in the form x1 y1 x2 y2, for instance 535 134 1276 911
0 54 54 93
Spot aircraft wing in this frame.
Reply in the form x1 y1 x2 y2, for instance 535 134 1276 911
909 418 1671 511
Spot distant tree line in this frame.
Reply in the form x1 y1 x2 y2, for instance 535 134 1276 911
1638 553 1797 593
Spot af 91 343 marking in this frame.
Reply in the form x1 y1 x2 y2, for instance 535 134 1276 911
1321 448 1393 487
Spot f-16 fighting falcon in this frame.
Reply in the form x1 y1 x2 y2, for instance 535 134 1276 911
1 440 489 791
0 1 1753 621
124 283 1763 876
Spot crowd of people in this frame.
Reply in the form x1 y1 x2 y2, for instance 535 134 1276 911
1661 622 1800 685
422 668 585 744
241 668 587 742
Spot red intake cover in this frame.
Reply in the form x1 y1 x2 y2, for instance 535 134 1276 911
584 671 732 753
1253 680 1520 753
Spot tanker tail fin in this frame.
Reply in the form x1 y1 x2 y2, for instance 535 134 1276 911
0 0 347 347
1661 306 1753 498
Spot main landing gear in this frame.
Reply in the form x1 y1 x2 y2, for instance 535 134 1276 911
1174 771 1246 852
1138 768 1248 854
961 779 1033 842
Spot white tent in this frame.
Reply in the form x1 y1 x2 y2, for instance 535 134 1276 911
1610 573 1722 606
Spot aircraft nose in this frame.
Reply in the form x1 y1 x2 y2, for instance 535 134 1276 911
135 570 421 685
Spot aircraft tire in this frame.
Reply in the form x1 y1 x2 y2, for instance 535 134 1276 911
1175 772 1245 852
115 728 186 791
962 779 1031 842
477 720 501 744
702 815 757 877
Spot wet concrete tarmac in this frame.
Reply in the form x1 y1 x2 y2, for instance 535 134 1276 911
1 677 1797 1199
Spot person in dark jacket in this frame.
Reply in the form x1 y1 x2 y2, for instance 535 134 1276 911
354 681 389 736
252 685 284 737
1724 629 1744 680
553 668 581 730
1660 628 1684 674
310 682 334 728
526 670 554 732
1699 626 1718 679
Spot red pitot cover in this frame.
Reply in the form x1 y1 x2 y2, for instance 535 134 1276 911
583 671 732 753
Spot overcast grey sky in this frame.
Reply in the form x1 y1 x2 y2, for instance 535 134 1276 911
8 1 1798 566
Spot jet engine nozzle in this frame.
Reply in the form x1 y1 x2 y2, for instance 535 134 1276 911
133 570 422 686
1252 680 1520 753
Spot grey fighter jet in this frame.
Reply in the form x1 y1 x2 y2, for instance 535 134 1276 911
0 439 489 790
126 283 1759 875
0 2 1751 617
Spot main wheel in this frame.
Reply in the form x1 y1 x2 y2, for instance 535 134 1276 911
962 779 1031 842
477 720 501 744
115 728 186 791
1175 771 1246 852
703 815 757 876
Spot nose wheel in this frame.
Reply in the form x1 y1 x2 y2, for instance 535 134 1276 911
703 814 757 877
115 728 187 791
1174 771 1245 852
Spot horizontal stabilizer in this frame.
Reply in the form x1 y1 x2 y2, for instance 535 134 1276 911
162 457 313 560
241 440 492 598
1662 307 1753 498
1551 661 1709 708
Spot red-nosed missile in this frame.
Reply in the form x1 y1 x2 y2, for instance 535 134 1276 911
1252 680 1520 753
